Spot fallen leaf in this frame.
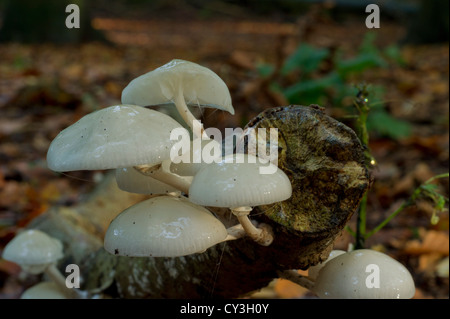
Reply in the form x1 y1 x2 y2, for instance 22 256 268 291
403 229 449 256
412 162 436 183
418 252 443 273
229 50 256 70
274 269 310 299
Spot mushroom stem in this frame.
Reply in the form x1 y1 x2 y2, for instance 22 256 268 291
231 207 274 246
277 270 315 291
173 87 209 139
223 224 246 241
45 264 80 299
134 160 191 194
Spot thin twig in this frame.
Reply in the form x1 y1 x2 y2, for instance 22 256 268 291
277 270 315 291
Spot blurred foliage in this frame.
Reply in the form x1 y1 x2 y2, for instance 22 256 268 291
0 0 106 44
257 32 412 140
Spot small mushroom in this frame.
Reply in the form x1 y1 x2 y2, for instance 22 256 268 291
2 229 63 275
307 249 346 281
116 167 191 195
313 249 416 299
46 104 191 193
104 195 229 257
170 138 222 176
21 282 67 299
121 59 234 138
2 229 79 299
188 153 292 246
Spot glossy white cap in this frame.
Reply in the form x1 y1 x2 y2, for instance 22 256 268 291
115 167 181 195
313 249 416 299
2 229 63 275
21 282 67 299
308 250 346 281
47 105 188 172
121 59 234 114
104 195 228 257
170 138 222 176
188 153 292 208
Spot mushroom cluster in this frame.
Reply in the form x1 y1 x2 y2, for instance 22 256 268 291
279 248 416 299
45 59 292 258
2 230 80 298
2 59 417 299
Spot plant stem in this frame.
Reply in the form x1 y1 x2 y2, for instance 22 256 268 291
353 86 373 249
355 193 367 249
277 270 315 291
424 173 449 184
365 173 449 238
364 200 413 239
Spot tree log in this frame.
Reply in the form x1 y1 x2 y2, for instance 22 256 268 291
28 105 369 298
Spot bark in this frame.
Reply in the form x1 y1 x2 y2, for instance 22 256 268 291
28 105 369 298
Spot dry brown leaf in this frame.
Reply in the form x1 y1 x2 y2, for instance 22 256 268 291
403 229 449 256
412 162 436 183
274 269 309 299
418 252 444 273
393 174 415 195
229 50 256 70
0 259 21 276
412 288 434 299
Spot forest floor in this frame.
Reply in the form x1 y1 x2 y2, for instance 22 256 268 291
0 5 448 299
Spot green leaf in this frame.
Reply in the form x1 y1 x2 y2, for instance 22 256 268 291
256 63 275 78
384 45 406 66
421 183 439 193
337 52 387 77
366 110 412 139
359 32 378 54
436 196 447 211
281 43 329 76
283 72 342 104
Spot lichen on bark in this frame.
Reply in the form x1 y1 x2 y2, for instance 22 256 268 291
245 105 369 233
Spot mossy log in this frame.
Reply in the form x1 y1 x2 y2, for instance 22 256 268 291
29 105 369 298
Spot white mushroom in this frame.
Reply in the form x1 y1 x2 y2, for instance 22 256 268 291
188 153 292 246
2 229 79 299
3 229 63 275
115 167 191 195
308 249 346 281
121 59 234 138
104 195 229 257
46 104 191 193
21 282 67 299
47 104 186 171
313 249 416 299
170 138 222 176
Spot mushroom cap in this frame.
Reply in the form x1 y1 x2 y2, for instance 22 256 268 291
2 229 63 275
121 59 234 115
47 104 188 172
313 249 416 299
170 138 222 176
104 195 228 257
115 167 181 195
188 153 292 208
21 282 67 299
308 249 346 281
